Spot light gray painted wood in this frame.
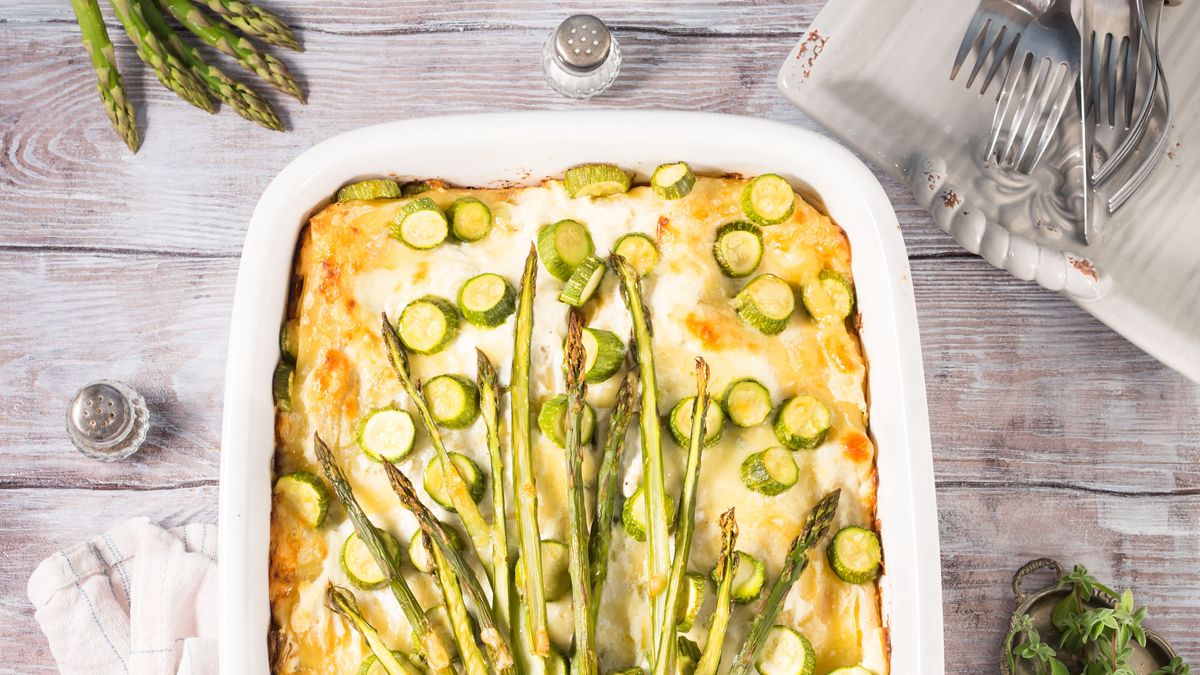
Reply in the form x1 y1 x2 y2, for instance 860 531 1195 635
1 1 1196 672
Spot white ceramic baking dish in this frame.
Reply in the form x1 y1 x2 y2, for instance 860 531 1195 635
219 111 944 674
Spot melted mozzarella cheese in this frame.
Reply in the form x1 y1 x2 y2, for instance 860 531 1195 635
270 177 886 674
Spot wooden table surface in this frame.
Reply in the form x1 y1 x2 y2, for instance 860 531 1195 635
2 1 1197 672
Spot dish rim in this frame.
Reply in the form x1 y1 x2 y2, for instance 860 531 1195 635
218 110 945 674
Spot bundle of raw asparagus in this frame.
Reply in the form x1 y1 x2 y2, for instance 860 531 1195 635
310 250 842 675
68 0 302 152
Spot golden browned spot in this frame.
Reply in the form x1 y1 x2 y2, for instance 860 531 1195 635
412 260 429 283
685 311 733 350
822 332 859 373
842 431 872 464
317 258 341 296
311 348 358 422
656 215 671 244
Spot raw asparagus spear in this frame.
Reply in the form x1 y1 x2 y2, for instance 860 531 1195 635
511 246 550 656
326 585 422 675
384 462 515 674
694 509 739 675
429 543 489 675
70 0 139 151
157 0 305 102
587 371 637 631
314 435 452 672
478 349 514 642
380 315 493 576
652 358 711 675
109 0 214 112
196 0 300 50
728 490 841 675
137 0 281 130
563 312 598 675
611 252 671 661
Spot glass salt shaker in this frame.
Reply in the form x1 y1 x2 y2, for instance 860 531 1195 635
67 380 149 461
542 14 621 99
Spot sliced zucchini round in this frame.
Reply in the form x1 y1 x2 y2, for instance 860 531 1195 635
538 219 595 281
273 361 294 412
801 269 856 323
826 668 876 675
755 626 816 675
773 395 833 450
713 221 764 278
424 374 479 428
722 378 772 428
741 174 796 226
537 394 597 447
273 471 329 528
675 572 707 631
651 162 696 200
407 526 464 574
668 396 725 448
357 651 414 675
514 539 571 601
720 550 766 604
457 273 516 328
740 447 799 496
355 407 417 462
827 526 882 584
564 163 632 198
341 528 402 590
734 274 795 335
279 319 299 364
337 178 401 202
612 233 660 277
621 484 677 543
423 452 485 510
392 197 449 250
447 197 493 242
400 180 433 197
559 256 607 307
398 296 459 354
580 328 625 383
677 636 702 674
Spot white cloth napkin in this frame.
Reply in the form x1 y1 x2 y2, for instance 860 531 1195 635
27 517 219 675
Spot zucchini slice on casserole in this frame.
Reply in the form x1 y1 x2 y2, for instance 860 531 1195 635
722 378 772 427
272 361 293 411
651 162 696 200
774 395 833 450
668 396 725 448
611 233 660 276
515 539 572 601
713 221 764 278
422 453 484 510
397 296 459 354
712 550 766 604
734 274 795 335
341 528 403 590
559 256 607 307
408 526 464 575
273 471 328 528
802 269 856 322
564 163 632 198
741 174 795 226
423 374 479 429
578 328 625 383
741 447 799 496
755 626 816 675
355 407 416 462
392 197 449 250
827 526 882 584
621 484 677 543
447 196 494 242
538 219 595 281
458 273 516 328
337 178 401 202
537 394 597 447
675 572 707 631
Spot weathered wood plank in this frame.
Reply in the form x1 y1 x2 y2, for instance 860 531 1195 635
0 486 218 673
0 20 959 259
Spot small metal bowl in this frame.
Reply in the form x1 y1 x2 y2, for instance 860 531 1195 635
1002 559 1179 674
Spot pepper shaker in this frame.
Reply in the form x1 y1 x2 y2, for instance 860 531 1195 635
542 14 621 99
67 380 149 461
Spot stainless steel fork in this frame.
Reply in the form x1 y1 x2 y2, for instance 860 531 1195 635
1087 0 1141 128
984 0 1080 174
950 0 1037 95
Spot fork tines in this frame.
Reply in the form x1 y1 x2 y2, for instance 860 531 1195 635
950 1 1036 95
986 51 1079 174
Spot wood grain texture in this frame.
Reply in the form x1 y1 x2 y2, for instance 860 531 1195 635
1 0 1197 672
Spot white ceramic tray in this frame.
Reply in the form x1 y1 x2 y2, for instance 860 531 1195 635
218 111 944 673
779 0 1200 383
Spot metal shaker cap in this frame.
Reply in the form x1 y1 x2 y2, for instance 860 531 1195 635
553 15 612 73
67 380 149 461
